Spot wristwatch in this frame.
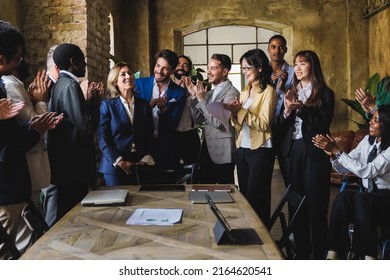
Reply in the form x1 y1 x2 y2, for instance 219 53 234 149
335 151 342 159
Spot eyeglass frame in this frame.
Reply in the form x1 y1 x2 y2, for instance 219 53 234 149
241 66 254 73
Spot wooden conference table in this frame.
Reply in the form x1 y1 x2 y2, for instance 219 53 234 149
21 185 283 260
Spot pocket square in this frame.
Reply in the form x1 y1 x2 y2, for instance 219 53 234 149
168 98 177 102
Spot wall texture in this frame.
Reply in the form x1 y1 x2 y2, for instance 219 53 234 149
0 0 22 29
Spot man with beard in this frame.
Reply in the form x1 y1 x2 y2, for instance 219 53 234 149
135 49 186 168
3 54 52 207
185 54 239 184
172 55 200 165
48 43 102 221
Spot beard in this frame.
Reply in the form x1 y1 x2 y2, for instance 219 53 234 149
173 69 189 80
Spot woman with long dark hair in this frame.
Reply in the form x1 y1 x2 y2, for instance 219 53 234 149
313 104 390 259
276 50 335 259
224 49 276 225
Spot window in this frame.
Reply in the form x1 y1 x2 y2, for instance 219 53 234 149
184 26 280 91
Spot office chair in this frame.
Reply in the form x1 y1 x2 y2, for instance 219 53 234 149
0 221 21 260
21 200 50 240
267 184 306 259
135 164 198 185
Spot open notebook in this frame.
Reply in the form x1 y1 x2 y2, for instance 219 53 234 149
81 189 128 206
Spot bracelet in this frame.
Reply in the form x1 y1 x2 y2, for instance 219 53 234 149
335 151 342 159
370 105 378 115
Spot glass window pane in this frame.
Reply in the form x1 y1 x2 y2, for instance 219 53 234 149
208 45 231 58
184 46 207 65
233 44 256 64
184 30 206 44
230 64 241 74
228 73 243 92
257 43 269 57
209 26 256 44
257 28 280 43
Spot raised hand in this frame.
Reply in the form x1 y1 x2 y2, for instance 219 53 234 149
29 112 63 136
27 70 51 103
184 76 196 98
223 97 241 118
312 134 339 157
0 99 24 120
355 88 375 113
194 80 208 101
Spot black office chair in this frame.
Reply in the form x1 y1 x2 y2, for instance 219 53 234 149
135 164 198 185
0 221 21 260
21 200 50 241
267 184 306 259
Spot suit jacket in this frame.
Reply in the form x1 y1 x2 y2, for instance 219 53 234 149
97 97 154 175
276 85 335 162
0 78 40 205
47 72 99 185
192 80 240 164
135 76 186 167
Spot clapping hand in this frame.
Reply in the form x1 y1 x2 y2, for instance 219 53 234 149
223 97 241 118
29 112 64 136
283 90 303 116
312 134 339 158
0 99 24 120
27 70 51 103
355 88 375 113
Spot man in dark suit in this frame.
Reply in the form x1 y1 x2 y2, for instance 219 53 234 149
47 43 101 221
135 49 186 168
0 21 62 259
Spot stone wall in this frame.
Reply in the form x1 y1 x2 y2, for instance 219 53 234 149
20 0 110 83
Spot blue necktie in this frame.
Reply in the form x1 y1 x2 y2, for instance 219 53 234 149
366 145 378 192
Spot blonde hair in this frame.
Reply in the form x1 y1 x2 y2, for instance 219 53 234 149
107 62 134 98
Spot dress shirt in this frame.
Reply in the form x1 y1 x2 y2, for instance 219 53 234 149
273 61 294 120
331 135 390 190
211 80 230 102
152 79 169 137
59 70 79 83
291 82 312 140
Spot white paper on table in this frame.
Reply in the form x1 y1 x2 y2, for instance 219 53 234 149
205 102 231 131
126 208 183 226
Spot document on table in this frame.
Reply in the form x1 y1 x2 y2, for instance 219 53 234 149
126 208 183 225
205 102 231 131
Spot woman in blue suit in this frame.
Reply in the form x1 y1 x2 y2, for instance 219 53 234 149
97 62 154 186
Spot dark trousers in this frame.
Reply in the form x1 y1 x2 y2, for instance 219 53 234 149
198 141 234 184
56 183 89 221
42 184 58 227
172 129 201 165
236 147 275 225
285 139 331 259
328 190 390 258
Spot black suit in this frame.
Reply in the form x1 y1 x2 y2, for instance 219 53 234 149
47 72 99 220
276 86 335 259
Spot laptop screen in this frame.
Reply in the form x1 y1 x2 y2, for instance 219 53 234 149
206 193 232 231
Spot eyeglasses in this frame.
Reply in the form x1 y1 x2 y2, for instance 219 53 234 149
241 66 254 73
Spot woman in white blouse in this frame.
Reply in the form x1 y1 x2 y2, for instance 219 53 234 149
313 104 390 259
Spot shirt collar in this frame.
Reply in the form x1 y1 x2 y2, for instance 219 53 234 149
59 70 80 83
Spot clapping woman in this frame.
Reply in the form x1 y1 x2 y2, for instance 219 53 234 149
97 62 154 186
224 49 276 225
276 50 335 259
313 105 390 260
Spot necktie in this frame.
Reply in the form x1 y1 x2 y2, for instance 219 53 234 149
367 145 378 192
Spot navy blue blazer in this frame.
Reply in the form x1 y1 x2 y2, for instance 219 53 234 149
97 97 154 175
135 76 186 167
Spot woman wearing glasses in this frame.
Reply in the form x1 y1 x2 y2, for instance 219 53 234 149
224 49 276 225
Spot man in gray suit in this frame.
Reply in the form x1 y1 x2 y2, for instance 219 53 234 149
186 54 239 183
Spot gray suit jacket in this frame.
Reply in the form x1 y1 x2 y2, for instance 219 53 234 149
192 80 240 164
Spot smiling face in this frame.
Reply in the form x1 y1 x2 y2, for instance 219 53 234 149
116 66 135 96
154 57 173 84
207 58 228 85
241 58 261 85
294 55 312 84
369 110 382 142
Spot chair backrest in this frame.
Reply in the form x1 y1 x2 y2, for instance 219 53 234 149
21 200 50 240
135 164 198 185
0 221 21 260
267 184 306 259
